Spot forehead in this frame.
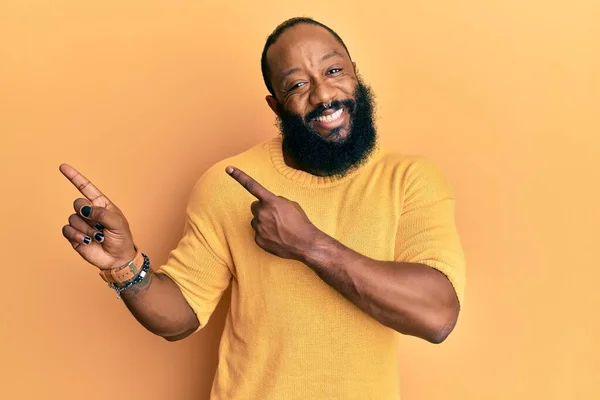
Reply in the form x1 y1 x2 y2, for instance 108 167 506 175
266 24 349 75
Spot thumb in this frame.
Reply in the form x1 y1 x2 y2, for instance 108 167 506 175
73 198 128 231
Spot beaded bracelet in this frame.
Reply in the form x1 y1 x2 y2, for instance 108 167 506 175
108 253 151 299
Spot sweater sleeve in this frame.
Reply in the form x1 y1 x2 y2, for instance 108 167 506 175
394 157 466 305
155 169 233 331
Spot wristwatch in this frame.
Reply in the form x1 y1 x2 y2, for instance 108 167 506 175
99 250 145 285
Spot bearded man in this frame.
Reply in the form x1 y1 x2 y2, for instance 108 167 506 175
60 17 466 400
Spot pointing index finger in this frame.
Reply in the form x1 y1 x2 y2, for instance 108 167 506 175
59 163 110 203
226 166 275 201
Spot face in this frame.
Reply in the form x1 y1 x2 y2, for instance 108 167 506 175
265 24 378 177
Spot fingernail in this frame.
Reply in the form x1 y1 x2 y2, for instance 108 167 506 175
83 236 91 245
94 222 104 231
80 205 92 218
226 166 233 174
94 232 104 243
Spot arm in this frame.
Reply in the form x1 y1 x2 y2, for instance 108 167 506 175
119 267 199 341
302 233 459 344
121 208 233 342
297 160 465 343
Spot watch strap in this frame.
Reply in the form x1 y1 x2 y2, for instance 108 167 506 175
99 251 145 285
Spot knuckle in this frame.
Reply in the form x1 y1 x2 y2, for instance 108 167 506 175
256 223 268 235
94 207 105 220
76 178 91 192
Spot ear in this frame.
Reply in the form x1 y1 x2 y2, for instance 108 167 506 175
265 95 280 116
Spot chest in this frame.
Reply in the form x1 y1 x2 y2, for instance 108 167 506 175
226 178 402 282
221 181 401 349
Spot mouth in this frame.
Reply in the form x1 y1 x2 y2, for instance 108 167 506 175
310 107 346 131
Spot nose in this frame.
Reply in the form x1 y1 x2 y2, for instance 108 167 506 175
309 79 336 107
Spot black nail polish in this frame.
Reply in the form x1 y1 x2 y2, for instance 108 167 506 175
81 205 92 218
94 232 104 242
94 222 104 231
83 236 91 245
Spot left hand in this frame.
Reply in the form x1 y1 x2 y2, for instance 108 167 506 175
226 166 319 261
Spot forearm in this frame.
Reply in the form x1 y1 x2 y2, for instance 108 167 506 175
302 233 460 344
118 268 199 341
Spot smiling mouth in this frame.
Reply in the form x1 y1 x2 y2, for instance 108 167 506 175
314 107 344 123
313 108 344 122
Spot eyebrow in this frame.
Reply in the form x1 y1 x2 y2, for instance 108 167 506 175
279 50 344 83
321 50 343 62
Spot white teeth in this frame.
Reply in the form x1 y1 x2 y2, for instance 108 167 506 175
316 108 343 122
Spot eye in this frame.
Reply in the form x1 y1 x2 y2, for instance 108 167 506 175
288 81 307 91
327 68 342 75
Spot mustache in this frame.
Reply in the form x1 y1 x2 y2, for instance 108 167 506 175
304 98 356 122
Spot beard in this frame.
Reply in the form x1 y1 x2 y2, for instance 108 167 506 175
275 77 378 178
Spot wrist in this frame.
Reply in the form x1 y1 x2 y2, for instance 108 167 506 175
112 246 138 269
300 229 331 266
99 249 145 286
106 253 151 299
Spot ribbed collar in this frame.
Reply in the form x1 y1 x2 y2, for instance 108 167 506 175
267 135 382 187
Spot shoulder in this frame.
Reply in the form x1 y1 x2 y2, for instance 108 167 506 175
374 146 454 199
186 138 273 210
375 146 448 180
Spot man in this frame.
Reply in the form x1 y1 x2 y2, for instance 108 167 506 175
60 17 465 400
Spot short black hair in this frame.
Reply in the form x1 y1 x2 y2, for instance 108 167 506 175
260 17 352 97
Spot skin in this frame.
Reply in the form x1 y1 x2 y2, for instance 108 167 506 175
60 23 459 344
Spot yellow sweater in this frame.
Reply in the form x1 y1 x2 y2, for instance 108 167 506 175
156 135 466 400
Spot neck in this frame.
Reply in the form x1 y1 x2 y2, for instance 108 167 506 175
282 141 331 177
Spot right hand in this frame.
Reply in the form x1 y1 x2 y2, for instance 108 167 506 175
60 163 137 270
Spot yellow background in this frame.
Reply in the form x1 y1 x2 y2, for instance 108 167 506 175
1 1 598 399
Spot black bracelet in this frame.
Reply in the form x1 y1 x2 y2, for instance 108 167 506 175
108 253 150 299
